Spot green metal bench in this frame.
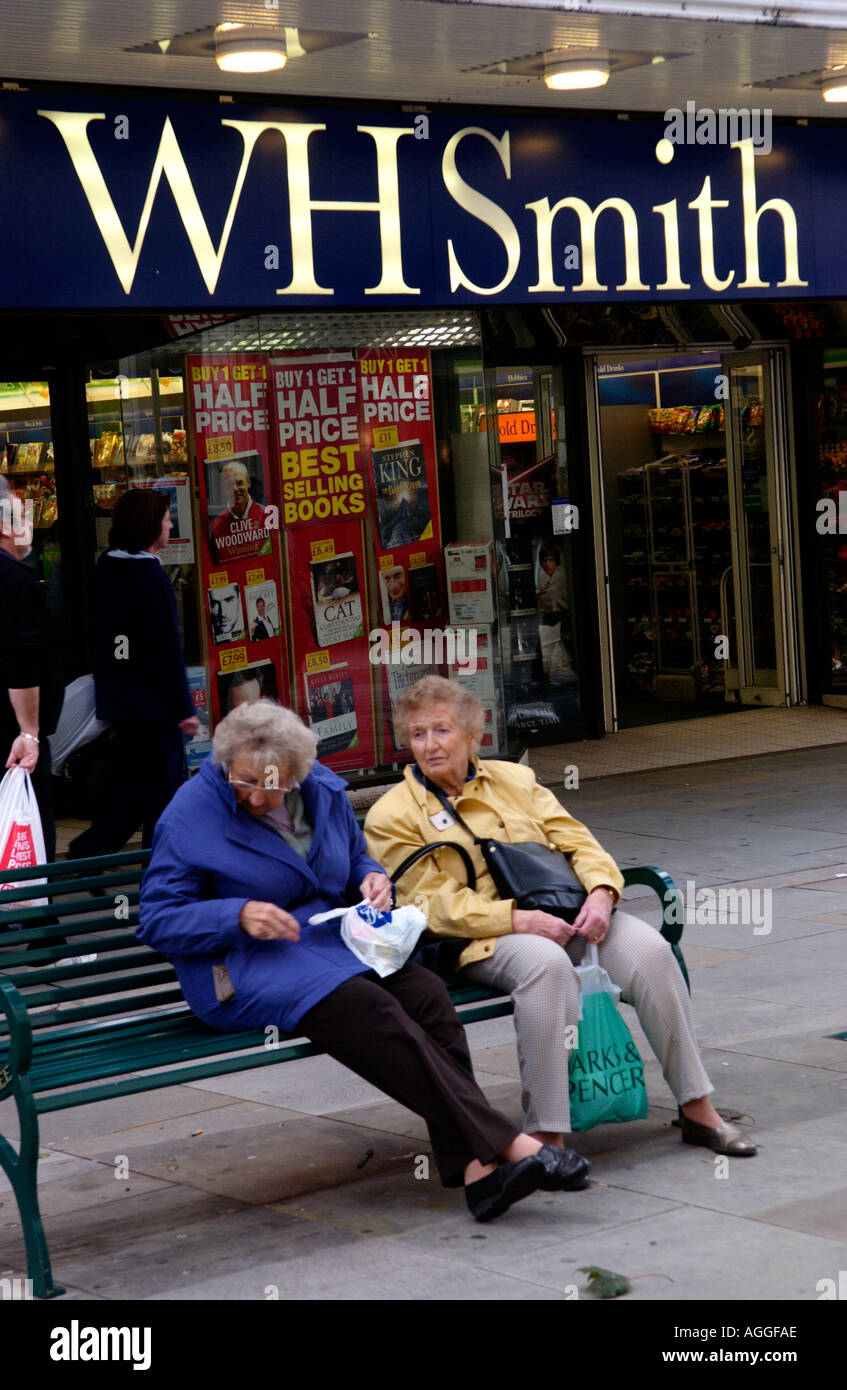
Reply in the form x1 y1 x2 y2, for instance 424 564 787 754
0 847 685 1299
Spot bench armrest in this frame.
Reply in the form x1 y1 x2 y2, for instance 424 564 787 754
0 980 33 1083
622 867 684 946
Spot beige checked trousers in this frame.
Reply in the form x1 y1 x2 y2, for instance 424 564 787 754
461 910 713 1134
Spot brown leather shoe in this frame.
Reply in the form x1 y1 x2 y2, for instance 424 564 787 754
681 1115 757 1156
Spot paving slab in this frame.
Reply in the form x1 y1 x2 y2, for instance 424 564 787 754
0 1186 360 1300
1 1161 170 1223
467 1204 847 1301
188 1052 389 1114
752 1188 847 1243
46 1099 310 1160
90 1112 440 1205
593 1124 847 1221
0 1084 242 1146
393 1178 684 1259
715 1027 847 1072
148 1235 571 1302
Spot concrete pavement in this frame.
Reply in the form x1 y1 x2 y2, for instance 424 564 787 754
2 744 846 1301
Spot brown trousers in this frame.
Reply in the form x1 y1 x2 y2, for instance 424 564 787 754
299 962 518 1187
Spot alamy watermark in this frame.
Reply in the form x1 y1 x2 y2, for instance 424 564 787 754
368 623 478 673
664 881 772 935
663 101 772 157
0 497 34 539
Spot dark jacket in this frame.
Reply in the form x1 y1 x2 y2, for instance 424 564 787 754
0 548 64 740
137 756 385 1033
91 552 194 725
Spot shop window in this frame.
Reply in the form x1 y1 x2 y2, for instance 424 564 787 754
0 381 58 585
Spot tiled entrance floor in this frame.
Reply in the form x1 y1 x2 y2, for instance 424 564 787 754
529 705 847 784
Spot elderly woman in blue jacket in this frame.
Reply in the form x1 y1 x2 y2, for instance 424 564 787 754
138 699 591 1221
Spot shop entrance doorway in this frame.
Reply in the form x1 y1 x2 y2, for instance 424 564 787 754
590 347 798 730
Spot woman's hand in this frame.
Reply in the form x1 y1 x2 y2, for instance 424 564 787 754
572 888 614 945
359 872 393 912
512 908 577 945
239 901 301 942
179 716 201 736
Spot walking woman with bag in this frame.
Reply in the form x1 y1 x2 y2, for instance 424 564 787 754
68 489 199 857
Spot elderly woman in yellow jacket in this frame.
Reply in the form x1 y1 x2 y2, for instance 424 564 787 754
365 676 756 1159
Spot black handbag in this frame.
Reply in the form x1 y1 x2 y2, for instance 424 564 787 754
422 778 588 924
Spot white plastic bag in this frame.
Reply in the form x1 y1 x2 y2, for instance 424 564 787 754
574 942 622 1017
0 766 48 909
309 900 427 978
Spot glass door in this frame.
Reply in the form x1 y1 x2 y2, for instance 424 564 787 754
481 365 583 745
722 350 794 706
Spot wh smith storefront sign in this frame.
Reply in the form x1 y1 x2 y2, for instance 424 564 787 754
0 91 835 309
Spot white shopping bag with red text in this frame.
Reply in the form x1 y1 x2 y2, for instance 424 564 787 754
0 766 48 910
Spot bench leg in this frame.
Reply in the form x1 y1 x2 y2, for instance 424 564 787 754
0 1075 65 1299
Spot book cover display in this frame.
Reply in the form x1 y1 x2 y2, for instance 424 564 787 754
356 350 446 763
371 439 432 549
304 666 359 759
309 551 364 647
186 353 287 726
267 350 378 772
244 578 281 642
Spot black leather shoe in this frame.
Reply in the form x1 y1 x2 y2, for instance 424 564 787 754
465 1156 544 1223
534 1144 592 1191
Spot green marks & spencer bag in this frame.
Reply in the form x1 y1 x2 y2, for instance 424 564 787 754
568 944 648 1132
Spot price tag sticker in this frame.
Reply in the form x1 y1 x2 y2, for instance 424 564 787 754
305 650 331 674
206 436 235 462
246 568 265 585
373 425 399 449
219 647 247 672
310 539 335 563
208 571 229 588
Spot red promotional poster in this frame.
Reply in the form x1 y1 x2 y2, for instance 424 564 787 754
270 352 366 530
268 351 378 772
283 522 377 772
356 349 446 762
186 353 288 727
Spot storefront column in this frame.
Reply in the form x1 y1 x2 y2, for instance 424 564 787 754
50 362 97 681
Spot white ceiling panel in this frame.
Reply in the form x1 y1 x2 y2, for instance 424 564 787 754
2 0 847 118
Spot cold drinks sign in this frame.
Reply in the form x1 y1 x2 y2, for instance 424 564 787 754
0 91 833 308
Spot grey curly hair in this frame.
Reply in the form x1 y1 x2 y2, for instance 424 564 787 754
212 700 317 782
393 675 485 749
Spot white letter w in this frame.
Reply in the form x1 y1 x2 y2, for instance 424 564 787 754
38 111 276 294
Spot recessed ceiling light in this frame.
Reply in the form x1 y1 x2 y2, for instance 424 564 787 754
544 56 610 91
215 26 287 74
651 55 667 64
822 73 847 101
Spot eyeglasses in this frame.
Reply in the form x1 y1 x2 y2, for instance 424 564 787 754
227 776 297 795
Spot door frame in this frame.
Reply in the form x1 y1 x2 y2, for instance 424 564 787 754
584 341 802 733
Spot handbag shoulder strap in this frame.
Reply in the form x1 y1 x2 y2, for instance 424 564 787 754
390 840 477 891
